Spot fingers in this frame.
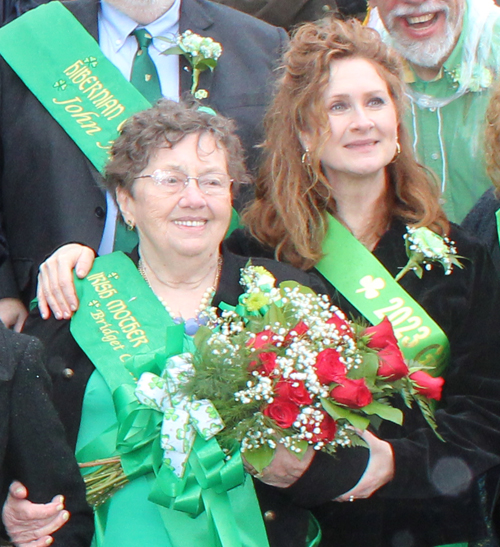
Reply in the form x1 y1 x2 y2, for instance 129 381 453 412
37 244 95 320
253 444 315 488
0 299 28 331
334 431 394 502
11 511 69 546
2 485 69 546
74 247 95 279
9 481 28 500
16 534 54 547
13 308 29 333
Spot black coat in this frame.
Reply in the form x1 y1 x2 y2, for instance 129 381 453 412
461 187 500 276
227 221 500 547
0 324 93 546
0 0 287 305
24 249 370 547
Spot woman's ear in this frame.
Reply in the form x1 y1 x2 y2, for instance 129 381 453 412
299 131 312 153
116 187 135 227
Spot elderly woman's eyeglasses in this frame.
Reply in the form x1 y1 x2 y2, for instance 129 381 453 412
135 169 233 196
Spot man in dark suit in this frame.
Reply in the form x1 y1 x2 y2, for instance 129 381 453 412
0 0 287 330
0 325 94 547
0 234 93 546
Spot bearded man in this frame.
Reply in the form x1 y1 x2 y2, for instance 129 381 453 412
0 0 287 331
368 0 500 224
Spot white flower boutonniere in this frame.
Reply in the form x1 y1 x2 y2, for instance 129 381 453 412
395 227 463 282
447 63 494 93
159 30 222 99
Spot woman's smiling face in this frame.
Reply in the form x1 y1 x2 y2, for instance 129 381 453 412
117 131 232 261
313 57 399 185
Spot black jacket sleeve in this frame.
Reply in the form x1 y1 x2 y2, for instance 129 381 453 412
0 326 93 546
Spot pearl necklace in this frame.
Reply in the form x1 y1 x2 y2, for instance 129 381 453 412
138 256 223 335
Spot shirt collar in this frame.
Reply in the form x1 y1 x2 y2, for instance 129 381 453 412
100 0 181 54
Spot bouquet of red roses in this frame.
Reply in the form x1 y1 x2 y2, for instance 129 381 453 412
185 264 444 472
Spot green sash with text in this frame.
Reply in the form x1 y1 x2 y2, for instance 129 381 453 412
0 1 151 172
70 252 269 547
0 2 241 232
316 215 450 377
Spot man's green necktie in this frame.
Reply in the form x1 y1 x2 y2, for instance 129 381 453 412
130 28 162 103
114 29 163 252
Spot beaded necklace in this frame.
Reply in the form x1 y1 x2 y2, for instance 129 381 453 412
138 256 223 335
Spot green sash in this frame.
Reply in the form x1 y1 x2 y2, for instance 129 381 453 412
316 215 449 376
317 218 466 547
70 252 269 547
0 1 150 172
0 2 241 232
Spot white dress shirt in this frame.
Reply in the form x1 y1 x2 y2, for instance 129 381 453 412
98 0 181 255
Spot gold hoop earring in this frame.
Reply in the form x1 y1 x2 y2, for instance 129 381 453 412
301 148 311 166
126 219 135 231
390 140 401 163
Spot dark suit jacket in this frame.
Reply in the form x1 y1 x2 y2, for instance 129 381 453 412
0 324 93 546
213 0 368 28
24 248 370 547
213 0 334 29
0 0 287 305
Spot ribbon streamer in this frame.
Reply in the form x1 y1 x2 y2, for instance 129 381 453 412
135 353 225 478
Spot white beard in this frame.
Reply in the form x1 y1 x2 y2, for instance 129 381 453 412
383 0 463 68
106 0 175 24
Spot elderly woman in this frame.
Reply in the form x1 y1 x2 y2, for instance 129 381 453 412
33 18 500 547
11 99 373 547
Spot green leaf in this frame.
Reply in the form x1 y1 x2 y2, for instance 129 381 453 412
415 394 444 441
344 430 368 449
349 351 379 383
155 36 175 43
362 401 403 425
286 440 309 460
195 58 217 71
203 58 218 70
244 444 275 473
279 280 316 295
263 304 286 327
194 325 213 349
161 45 184 57
321 398 370 430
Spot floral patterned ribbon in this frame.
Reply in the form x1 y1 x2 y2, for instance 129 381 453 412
135 353 225 478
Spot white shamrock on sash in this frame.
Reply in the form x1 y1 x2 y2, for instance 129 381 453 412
356 275 385 299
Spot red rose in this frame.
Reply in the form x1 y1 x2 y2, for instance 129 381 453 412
330 378 373 409
304 411 337 443
377 342 409 381
365 317 398 349
327 312 353 335
284 321 309 344
248 329 276 350
258 352 279 376
276 379 313 405
263 397 300 429
314 348 347 385
410 371 444 401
